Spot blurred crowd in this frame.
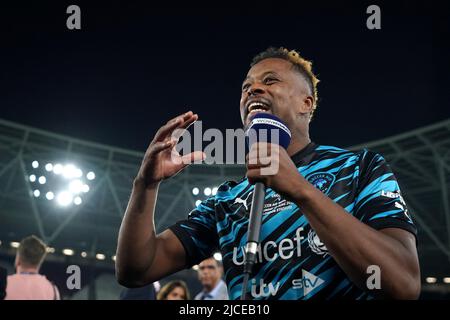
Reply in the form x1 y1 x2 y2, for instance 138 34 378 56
120 257 228 300
0 235 228 300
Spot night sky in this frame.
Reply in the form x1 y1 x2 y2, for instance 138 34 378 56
1 1 449 152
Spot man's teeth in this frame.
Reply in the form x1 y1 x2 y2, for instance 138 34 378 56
248 102 269 113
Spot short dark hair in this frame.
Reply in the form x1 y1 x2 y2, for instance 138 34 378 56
198 256 223 269
18 235 47 268
251 47 320 119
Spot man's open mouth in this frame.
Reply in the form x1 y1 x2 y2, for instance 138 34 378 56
246 100 271 119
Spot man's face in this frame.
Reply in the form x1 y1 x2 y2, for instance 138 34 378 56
240 58 312 129
198 258 221 289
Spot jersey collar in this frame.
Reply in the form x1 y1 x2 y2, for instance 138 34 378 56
290 142 318 166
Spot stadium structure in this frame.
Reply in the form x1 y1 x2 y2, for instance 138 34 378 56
0 117 449 299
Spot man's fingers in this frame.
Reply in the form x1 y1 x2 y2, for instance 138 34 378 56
180 151 206 165
148 140 174 156
246 158 272 169
179 113 198 130
248 143 274 160
154 111 196 141
153 118 183 142
167 111 194 125
246 168 266 185
171 114 199 140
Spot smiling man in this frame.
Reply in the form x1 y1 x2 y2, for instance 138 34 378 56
116 47 421 300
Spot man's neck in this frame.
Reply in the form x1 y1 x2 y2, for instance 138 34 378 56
17 266 39 274
286 135 311 157
204 279 221 293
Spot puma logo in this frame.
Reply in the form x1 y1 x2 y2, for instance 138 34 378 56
233 191 253 211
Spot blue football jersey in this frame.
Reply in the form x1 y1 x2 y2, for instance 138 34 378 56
169 142 417 300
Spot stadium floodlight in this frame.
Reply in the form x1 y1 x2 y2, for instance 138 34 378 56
57 191 73 206
62 164 78 179
69 179 83 194
74 196 82 205
192 265 199 271
62 249 75 256
444 277 450 284
75 168 83 178
30 159 94 208
81 252 87 258
111 255 116 261
195 200 202 207
96 253 106 260
204 187 212 196
425 277 437 284
45 163 53 172
10 241 20 248
53 163 63 175
32 161 39 169
82 184 90 193
192 187 200 195
213 252 222 261
212 187 218 196
46 247 55 253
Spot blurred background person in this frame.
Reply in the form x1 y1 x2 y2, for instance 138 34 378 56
157 280 190 300
194 258 228 300
0 265 6 300
5 235 60 300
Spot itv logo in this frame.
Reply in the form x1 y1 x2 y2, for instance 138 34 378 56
250 279 280 298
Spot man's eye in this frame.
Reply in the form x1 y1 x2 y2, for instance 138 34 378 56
242 83 250 91
264 77 278 84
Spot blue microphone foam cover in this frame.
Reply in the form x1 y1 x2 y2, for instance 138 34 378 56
245 113 291 150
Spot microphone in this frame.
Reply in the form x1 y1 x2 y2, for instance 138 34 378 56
241 113 291 300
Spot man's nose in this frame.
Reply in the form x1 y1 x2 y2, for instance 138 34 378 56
247 82 266 96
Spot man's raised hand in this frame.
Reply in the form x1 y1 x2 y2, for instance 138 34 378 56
136 111 206 188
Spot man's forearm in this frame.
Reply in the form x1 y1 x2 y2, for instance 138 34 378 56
116 179 159 284
291 177 419 298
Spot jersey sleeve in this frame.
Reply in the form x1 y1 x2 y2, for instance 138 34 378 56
354 151 417 237
168 196 219 267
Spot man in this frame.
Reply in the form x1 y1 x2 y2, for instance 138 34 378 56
6 235 60 300
116 47 420 299
194 258 228 300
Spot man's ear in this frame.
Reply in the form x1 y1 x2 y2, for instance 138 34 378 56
298 95 314 115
